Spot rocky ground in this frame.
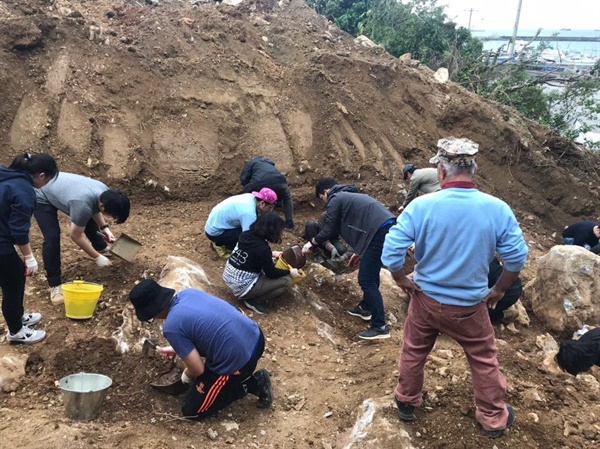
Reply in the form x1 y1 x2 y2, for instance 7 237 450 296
0 0 600 448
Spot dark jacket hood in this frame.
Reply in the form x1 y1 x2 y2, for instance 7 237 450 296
238 230 268 249
0 166 33 185
327 184 358 203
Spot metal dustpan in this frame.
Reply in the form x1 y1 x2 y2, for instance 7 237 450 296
109 233 142 262
150 367 189 396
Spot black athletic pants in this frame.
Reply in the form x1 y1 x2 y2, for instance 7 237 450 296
34 203 107 287
181 330 265 420
0 250 26 334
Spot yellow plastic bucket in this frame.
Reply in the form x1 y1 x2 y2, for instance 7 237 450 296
62 280 104 319
275 257 306 285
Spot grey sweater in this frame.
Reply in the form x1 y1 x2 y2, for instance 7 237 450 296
403 168 440 207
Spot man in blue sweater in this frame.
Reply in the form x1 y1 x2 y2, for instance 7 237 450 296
382 137 528 438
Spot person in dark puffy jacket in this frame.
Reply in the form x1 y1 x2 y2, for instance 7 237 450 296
223 212 301 315
556 327 600 376
240 156 295 231
304 178 396 340
562 221 600 254
0 153 58 344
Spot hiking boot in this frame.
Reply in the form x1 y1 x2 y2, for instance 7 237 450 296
209 242 230 258
347 305 372 321
7 326 46 344
21 312 42 326
394 396 415 421
501 308 519 324
283 221 295 232
254 368 273 409
244 299 268 315
358 326 391 340
482 404 515 438
50 286 64 305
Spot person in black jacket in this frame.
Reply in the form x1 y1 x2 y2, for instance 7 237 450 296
1 153 58 344
556 327 600 376
223 212 301 315
240 157 295 232
487 256 523 324
562 221 600 254
304 178 396 340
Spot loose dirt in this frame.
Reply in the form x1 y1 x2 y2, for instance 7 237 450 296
1 0 599 448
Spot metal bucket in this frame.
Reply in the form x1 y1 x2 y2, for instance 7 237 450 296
59 373 112 421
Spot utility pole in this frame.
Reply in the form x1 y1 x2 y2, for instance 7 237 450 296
508 0 524 57
466 8 477 30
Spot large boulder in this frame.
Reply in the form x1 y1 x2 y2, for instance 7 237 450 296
527 246 600 333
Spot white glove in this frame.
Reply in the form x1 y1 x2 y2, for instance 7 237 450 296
181 371 193 384
101 227 116 243
330 247 342 261
302 241 313 255
95 254 111 267
289 268 301 278
24 254 38 276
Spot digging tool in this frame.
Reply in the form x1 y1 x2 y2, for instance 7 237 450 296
142 339 187 395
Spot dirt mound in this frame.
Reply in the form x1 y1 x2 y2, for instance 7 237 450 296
1 1 600 448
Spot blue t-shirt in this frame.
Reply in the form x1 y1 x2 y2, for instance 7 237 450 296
204 193 257 236
163 289 260 375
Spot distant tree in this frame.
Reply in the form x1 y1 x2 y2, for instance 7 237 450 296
305 0 600 149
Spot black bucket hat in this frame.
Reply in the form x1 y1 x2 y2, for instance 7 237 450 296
128 279 175 322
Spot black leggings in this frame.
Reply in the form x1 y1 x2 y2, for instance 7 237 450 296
34 203 107 287
181 330 265 420
0 250 26 334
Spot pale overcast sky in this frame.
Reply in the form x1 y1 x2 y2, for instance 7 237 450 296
440 0 600 31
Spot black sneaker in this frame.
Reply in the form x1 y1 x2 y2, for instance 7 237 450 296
254 368 273 409
358 326 391 340
347 305 372 321
482 404 515 438
283 221 295 232
244 299 268 315
394 396 415 421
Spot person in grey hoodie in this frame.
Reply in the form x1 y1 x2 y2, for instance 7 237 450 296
303 178 395 340
0 153 58 344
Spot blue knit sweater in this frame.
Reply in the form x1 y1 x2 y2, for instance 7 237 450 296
382 186 528 306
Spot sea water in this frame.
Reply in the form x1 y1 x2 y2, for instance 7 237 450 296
473 29 600 143
472 28 600 58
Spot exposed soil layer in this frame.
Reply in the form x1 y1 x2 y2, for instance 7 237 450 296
1 0 600 448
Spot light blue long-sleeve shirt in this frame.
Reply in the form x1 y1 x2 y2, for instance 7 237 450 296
382 186 528 306
205 193 257 236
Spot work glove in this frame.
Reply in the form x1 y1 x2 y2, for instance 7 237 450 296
347 253 360 267
181 371 193 384
329 246 343 262
289 268 301 278
24 254 38 276
302 241 313 255
95 254 112 267
272 251 282 259
157 346 176 360
101 227 116 243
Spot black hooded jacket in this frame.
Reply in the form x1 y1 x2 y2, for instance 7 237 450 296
228 230 290 278
240 157 287 191
0 166 36 254
314 184 395 256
